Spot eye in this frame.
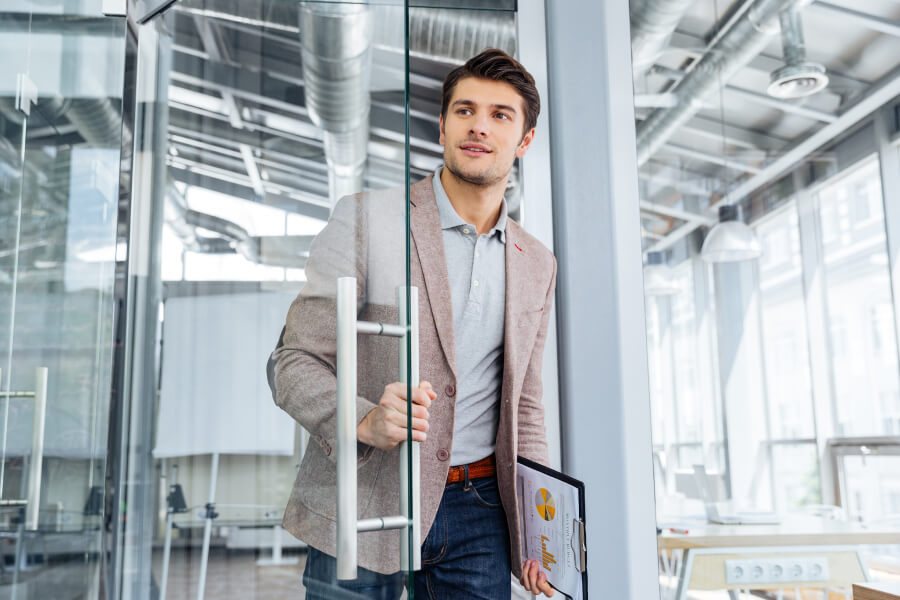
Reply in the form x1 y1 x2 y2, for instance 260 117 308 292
457 108 472 116
495 112 510 120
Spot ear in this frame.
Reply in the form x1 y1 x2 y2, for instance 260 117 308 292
515 127 536 159
438 114 445 147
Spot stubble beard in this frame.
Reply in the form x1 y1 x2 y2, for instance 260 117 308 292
443 150 511 188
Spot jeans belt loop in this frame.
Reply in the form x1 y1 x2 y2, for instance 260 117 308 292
462 464 470 490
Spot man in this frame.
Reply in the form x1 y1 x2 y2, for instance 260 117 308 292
271 49 556 599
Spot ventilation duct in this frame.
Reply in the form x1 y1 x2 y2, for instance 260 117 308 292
630 0 696 75
166 180 313 268
299 2 372 206
636 0 812 166
767 8 827 99
390 7 516 61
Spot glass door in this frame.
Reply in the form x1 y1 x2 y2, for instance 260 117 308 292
0 3 128 599
120 1 420 598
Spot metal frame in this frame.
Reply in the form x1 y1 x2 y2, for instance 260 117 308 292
827 437 900 513
517 0 563 471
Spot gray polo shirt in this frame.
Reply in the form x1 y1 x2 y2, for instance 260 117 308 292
432 166 507 466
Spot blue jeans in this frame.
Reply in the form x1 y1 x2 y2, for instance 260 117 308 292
302 475 511 600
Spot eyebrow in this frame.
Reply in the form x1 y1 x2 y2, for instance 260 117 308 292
451 99 518 115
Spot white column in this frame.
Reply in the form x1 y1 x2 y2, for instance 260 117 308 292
547 0 659 597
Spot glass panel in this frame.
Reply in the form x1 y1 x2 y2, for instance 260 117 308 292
121 0 438 597
0 3 127 599
818 158 900 437
757 206 816 439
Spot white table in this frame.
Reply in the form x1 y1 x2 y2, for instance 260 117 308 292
657 516 900 600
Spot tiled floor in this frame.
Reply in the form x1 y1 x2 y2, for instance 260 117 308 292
152 547 306 600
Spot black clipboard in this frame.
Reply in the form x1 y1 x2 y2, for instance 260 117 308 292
517 456 588 600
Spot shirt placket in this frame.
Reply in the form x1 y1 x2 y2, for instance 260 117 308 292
466 227 484 315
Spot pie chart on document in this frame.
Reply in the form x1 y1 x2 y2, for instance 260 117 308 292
535 488 556 521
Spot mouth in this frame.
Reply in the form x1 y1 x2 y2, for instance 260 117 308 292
459 143 492 157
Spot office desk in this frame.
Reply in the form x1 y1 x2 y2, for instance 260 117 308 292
853 582 900 600
658 517 900 600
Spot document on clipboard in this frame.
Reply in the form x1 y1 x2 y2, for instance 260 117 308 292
517 456 587 600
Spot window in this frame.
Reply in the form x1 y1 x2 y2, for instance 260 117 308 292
818 158 900 437
757 206 815 439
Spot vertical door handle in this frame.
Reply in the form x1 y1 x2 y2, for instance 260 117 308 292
336 277 421 580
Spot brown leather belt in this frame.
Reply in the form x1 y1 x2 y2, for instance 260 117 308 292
446 455 496 484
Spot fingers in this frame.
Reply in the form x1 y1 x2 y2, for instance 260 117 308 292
520 560 554 596
381 394 430 420
383 382 435 407
537 571 554 597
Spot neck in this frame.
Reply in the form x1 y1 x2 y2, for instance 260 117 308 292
440 167 507 235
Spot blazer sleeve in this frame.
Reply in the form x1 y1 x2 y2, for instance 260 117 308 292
271 194 378 464
516 256 557 466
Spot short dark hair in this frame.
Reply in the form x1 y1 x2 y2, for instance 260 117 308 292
441 48 541 135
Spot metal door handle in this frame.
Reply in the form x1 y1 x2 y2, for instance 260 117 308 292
336 277 421 580
0 367 49 531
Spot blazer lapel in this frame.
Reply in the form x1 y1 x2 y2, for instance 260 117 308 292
501 223 543 404
409 175 457 376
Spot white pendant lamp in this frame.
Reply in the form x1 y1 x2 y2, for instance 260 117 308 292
643 251 680 296
701 204 761 263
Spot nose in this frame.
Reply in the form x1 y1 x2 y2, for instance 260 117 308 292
469 113 490 138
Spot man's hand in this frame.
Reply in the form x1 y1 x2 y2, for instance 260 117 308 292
520 559 554 597
357 381 436 451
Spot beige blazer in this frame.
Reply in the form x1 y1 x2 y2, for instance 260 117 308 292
271 174 557 577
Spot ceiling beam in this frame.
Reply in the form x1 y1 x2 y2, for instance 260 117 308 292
724 85 838 123
652 64 839 123
649 62 900 252
668 30 871 92
661 143 762 173
812 2 900 38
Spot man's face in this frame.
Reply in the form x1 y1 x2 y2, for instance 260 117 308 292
439 77 535 187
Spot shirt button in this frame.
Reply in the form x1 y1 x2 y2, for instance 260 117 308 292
473 280 479 287
475 251 480 258
462 228 470 235
437 449 450 461
445 384 456 397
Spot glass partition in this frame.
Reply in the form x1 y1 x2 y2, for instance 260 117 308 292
118 1 524 599
0 3 127 598
631 0 900 597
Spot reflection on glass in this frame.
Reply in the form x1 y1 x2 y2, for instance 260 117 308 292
125 1 528 598
818 159 900 437
0 5 126 599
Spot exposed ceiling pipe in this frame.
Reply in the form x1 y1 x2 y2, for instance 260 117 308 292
388 7 516 61
636 0 812 166
299 1 372 207
165 180 313 267
767 7 828 98
630 0 697 75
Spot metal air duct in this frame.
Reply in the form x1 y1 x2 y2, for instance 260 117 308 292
630 0 697 75
299 2 373 206
767 8 827 98
166 180 313 268
636 0 812 166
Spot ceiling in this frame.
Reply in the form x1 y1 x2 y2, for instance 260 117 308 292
634 0 900 252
